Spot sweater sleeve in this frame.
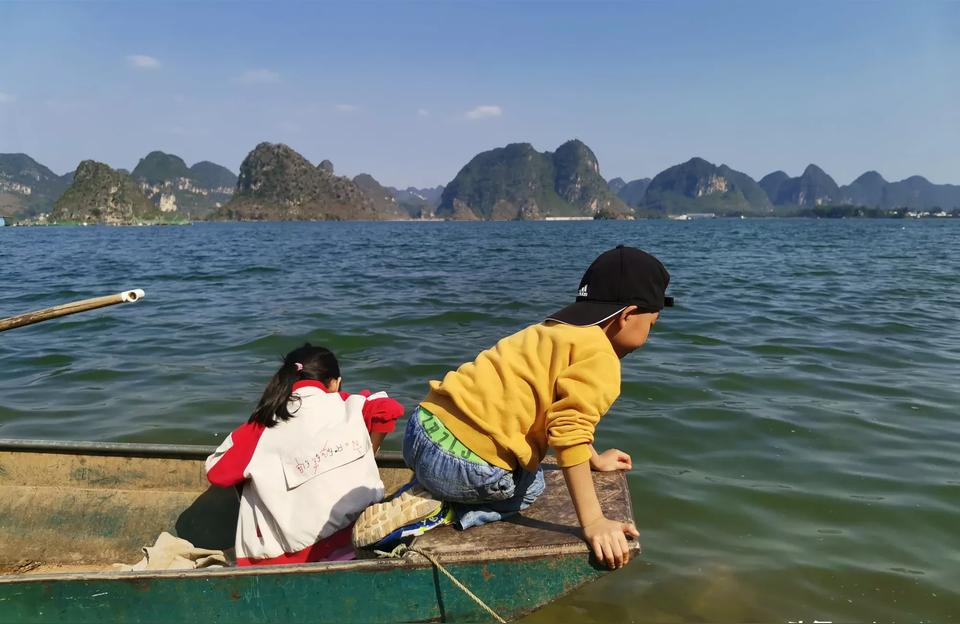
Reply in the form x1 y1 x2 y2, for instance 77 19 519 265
544 349 621 467
205 421 265 487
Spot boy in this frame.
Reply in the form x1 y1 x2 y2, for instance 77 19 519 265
353 245 672 570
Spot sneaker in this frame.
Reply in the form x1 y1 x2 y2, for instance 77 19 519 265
370 504 455 549
352 480 445 548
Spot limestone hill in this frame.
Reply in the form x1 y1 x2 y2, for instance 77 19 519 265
0 153 72 219
131 151 236 217
213 143 380 221
436 140 630 220
640 158 772 215
51 160 163 224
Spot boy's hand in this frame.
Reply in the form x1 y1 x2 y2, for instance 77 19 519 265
582 516 639 570
562 460 637 571
590 448 632 472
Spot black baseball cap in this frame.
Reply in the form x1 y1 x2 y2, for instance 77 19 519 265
546 245 673 326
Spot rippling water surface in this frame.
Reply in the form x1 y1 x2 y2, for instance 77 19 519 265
1 220 958 622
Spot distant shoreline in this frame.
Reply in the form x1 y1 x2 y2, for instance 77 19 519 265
4 212 957 228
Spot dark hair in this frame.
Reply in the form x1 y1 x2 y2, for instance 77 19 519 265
248 343 340 427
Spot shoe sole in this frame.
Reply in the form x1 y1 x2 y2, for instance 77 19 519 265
352 485 443 548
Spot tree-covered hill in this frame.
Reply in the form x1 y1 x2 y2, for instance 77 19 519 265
131 151 192 185
0 153 72 219
131 151 236 217
767 164 841 208
840 171 887 207
189 161 238 190
212 143 382 221
353 173 406 219
639 157 772 215
615 178 652 207
387 185 444 218
607 177 627 194
51 160 165 224
437 139 630 220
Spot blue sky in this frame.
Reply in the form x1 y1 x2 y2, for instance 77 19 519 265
1 1 957 188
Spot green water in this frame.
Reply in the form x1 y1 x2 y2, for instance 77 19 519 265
1 220 957 622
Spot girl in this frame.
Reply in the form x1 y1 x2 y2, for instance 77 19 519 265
205 343 403 566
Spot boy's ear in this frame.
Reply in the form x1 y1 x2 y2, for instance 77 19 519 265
612 305 638 329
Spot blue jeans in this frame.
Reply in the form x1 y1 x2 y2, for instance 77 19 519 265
401 407 546 530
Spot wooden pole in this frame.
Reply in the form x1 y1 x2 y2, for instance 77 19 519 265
0 289 145 333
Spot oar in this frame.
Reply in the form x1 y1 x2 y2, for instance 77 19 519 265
0 289 146 333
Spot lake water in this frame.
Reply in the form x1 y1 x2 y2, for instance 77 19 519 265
1 219 958 622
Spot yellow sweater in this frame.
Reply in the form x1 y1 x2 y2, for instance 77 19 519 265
421 322 621 472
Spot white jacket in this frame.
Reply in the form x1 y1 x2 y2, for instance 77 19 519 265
206 381 401 565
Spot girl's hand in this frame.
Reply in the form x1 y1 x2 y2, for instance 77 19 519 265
582 516 639 570
370 431 387 455
590 448 633 472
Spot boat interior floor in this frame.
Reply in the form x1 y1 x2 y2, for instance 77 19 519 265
0 446 636 577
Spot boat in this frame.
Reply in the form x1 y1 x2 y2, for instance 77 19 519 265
0 438 639 623
667 213 716 221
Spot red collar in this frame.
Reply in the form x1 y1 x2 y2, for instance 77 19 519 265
291 380 330 393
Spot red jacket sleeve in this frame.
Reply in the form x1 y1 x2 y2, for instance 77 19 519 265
205 421 264 487
339 390 404 434
362 396 404 434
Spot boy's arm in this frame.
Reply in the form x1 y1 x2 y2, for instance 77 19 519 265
546 348 632 567
545 350 621 468
589 444 633 472
562 459 639 570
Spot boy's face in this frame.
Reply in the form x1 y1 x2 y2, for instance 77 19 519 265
605 308 659 358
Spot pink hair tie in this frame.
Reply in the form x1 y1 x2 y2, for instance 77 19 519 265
294 363 303 371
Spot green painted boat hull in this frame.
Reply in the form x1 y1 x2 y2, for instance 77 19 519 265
0 440 639 623
1 553 606 623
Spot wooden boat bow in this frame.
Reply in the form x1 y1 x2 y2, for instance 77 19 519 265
0 438 639 623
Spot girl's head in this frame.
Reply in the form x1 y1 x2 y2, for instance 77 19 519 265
248 343 341 427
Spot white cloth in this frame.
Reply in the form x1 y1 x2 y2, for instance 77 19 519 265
112 532 232 571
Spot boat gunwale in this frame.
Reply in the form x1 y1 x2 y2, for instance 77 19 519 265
0 438 407 467
0 541 629 584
